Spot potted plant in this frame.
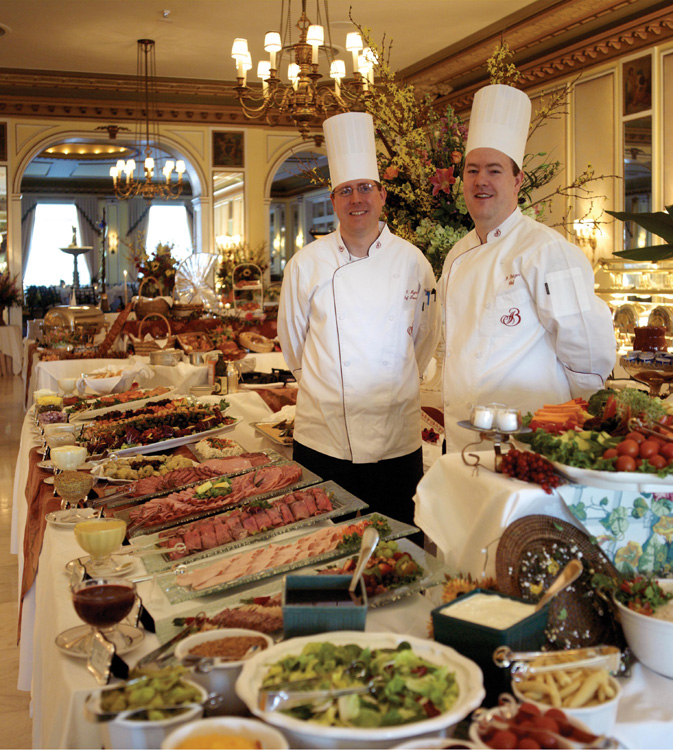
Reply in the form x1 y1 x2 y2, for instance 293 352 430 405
0 270 22 325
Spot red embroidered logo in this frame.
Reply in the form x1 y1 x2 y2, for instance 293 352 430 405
506 273 520 286
501 308 521 326
404 284 420 301
407 325 413 336
494 229 501 237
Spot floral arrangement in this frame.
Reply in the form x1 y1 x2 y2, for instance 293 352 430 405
216 240 268 295
208 324 237 347
0 270 22 308
124 234 178 296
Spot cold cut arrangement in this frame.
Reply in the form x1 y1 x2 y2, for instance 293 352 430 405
157 486 335 559
127 463 304 529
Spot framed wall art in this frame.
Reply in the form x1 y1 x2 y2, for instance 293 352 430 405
213 131 244 168
623 55 652 116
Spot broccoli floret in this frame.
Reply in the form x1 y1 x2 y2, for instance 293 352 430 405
587 388 617 416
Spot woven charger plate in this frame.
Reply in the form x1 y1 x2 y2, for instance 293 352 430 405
495 515 625 650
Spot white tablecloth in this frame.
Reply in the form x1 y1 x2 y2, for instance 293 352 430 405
0 324 22 375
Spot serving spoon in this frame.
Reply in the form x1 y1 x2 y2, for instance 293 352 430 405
348 525 380 593
535 558 583 612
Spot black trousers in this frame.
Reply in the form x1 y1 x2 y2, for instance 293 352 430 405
292 441 424 532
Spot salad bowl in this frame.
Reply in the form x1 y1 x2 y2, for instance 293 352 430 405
236 631 485 749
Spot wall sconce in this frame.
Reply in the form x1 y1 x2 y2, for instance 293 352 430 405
573 219 598 251
108 231 119 254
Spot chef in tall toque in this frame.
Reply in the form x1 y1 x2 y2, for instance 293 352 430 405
278 111 440 527
440 84 615 452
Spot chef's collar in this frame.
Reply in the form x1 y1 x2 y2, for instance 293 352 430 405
335 221 387 262
483 207 522 243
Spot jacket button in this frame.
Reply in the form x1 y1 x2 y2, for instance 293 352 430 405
383 360 389 366
339 314 345 320
393 273 399 278
446 351 451 358
344 361 350 367
485 303 491 309
476 352 482 359
389 315 394 321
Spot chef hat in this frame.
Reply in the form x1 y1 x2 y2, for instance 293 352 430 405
465 84 531 169
323 112 380 190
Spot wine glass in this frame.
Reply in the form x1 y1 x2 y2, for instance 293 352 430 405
74 517 127 576
51 445 94 510
70 577 137 652
58 377 78 397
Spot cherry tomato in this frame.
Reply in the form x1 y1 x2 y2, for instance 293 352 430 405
625 431 646 444
661 443 673 460
639 440 661 459
518 703 541 718
532 716 560 734
616 439 640 457
602 448 618 459
649 436 665 448
648 454 668 470
520 740 541 750
489 730 517 750
616 454 637 472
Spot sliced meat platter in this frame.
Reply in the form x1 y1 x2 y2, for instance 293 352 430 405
157 512 417 604
134 481 369 573
117 461 323 537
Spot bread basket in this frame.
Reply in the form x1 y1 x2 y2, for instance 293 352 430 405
238 331 274 353
135 276 171 318
129 313 175 355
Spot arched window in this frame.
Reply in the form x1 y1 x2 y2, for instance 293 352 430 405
145 205 193 263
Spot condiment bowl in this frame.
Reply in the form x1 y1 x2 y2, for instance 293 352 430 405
174 628 273 715
161 716 289 749
512 675 621 736
613 579 673 678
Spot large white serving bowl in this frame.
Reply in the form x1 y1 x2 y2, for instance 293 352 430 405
174 628 274 715
614 579 673 679
161 716 289 749
512 675 621 736
235 631 486 750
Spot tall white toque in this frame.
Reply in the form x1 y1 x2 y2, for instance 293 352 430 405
465 84 532 169
323 112 380 190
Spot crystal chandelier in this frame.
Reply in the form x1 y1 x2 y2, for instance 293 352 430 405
110 39 185 200
230 1 375 143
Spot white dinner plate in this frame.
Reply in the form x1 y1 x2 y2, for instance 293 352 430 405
46 508 100 527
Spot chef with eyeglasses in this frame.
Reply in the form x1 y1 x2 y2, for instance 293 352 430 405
439 84 615 452
278 112 440 527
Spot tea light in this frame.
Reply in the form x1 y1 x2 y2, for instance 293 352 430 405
471 405 494 430
496 408 521 432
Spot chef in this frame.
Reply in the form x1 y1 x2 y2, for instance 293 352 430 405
440 84 615 451
278 111 440 527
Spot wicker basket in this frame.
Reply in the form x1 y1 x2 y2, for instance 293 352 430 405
238 331 275 353
128 313 175 355
134 276 171 319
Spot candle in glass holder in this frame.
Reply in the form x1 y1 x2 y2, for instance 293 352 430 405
470 404 494 429
496 407 521 432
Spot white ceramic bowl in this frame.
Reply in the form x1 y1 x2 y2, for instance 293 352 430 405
90 680 208 750
161 716 289 749
512 675 621 736
175 628 274 715
614 579 673 678
393 739 479 749
236 631 485 750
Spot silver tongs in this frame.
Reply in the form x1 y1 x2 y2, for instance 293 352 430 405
258 678 375 712
134 613 206 669
493 645 623 677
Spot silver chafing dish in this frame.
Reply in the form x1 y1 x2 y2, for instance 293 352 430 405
43 305 106 343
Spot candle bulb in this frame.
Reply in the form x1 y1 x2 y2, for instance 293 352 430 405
123 270 128 307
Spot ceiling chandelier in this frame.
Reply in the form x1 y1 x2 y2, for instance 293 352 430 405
110 39 185 200
230 0 375 143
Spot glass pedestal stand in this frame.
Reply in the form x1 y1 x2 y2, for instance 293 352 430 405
457 421 532 472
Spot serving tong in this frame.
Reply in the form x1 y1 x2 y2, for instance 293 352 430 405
493 645 623 678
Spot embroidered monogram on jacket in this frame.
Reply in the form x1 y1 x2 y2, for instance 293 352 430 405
506 273 521 286
404 284 420 301
501 308 521 326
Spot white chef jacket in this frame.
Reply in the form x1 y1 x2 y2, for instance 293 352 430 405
278 223 440 463
440 208 615 452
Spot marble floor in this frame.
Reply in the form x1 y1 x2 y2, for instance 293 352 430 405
0 375 34 748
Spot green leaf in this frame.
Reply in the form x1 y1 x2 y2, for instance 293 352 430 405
613 246 673 262
568 502 586 521
606 208 673 244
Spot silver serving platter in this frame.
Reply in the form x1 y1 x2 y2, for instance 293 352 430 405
154 537 445 643
115 462 323 538
156 513 418 605
94 449 286 509
136 480 369 573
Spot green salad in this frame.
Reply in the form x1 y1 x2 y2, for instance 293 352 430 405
260 641 459 728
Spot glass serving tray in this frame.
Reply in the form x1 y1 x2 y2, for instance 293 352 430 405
136 480 369 573
114 462 323 538
154 537 445 644
67 387 177 422
156 513 417 605
109 418 240 457
94 449 285 509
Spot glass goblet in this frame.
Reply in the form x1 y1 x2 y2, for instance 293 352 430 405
71 577 137 652
51 445 92 510
74 517 127 576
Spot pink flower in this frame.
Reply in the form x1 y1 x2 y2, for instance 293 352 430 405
245 312 254 322
383 165 399 180
450 150 462 164
429 167 456 196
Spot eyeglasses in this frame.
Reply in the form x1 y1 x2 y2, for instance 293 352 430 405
332 182 380 198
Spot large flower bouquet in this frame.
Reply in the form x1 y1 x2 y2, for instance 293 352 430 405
125 235 178 296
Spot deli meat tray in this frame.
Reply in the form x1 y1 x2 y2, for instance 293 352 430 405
115 462 323 538
156 513 417 604
94 449 286 509
137 480 369 573
154 536 445 642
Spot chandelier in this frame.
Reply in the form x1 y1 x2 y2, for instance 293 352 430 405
230 0 375 143
110 39 185 200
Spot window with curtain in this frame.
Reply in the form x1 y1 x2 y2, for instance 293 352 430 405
145 205 193 263
24 203 92 287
